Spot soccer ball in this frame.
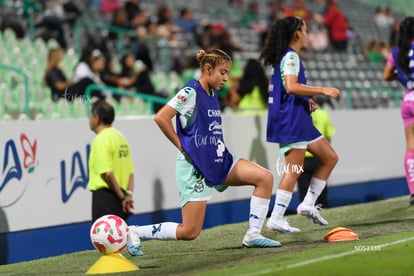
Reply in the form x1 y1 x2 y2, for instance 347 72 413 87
90 214 129 255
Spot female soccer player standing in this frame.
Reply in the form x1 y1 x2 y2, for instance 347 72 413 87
127 49 281 256
259 16 340 233
383 17 414 205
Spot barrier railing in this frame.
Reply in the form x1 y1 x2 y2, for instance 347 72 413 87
84 84 169 117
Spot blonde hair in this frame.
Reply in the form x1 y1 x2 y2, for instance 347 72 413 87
44 48 63 82
196 49 231 70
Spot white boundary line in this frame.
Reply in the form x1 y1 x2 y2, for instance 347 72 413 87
242 236 414 276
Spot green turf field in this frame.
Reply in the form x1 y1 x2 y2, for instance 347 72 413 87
1 196 413 275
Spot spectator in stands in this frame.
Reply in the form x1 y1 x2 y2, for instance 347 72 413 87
44 46 95 102
266 0 290 23
175 8 199 35
383 16 414 205
124 0 142 21
307 20 329 52
323 0 349 52
108 7 130 37
240 1 267 45
364 40 385 64
260 0 289 47
374 6 394 30
108 7 154 71
72 48 107 99
380 41 392 61
118 52 166 112
103 54 132 91
34 0 81 49
235 58 268 115
97 55 128 101
155 4 177 42
107 7 131 51
203 22 241 58
100 0 122 15
240 1 260 28
118 53 151 93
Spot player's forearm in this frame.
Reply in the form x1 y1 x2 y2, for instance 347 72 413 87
103 172 125 200
286 82 325 97
154 109 182 151
127 173 134 195
383 64 397 81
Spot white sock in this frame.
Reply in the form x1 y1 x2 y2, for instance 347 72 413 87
136 222 178 240
270 189 292 219
247 195 270 235
303 177 326 206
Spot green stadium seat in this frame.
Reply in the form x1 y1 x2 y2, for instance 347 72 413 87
70 101 87 118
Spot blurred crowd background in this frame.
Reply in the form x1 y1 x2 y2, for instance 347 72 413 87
0 0 412 120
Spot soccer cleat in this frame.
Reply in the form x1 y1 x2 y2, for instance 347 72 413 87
127 226 144 256
214 183 228 192
297 203 328 226
410 195 414 206
266 217 301 233
242 234 282 248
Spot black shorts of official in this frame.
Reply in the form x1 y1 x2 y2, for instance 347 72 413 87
91 188 129 223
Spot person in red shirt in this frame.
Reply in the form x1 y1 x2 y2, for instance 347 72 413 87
323 0 349 52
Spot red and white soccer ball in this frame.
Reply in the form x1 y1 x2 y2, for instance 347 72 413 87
90 214 129 255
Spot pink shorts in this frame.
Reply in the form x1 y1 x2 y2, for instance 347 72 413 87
402 93 414 128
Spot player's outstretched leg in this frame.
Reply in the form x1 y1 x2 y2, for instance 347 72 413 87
242 234 282 248
127 225 144 256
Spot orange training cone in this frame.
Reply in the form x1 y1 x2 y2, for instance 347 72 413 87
323 227 359 242
86 253 139 274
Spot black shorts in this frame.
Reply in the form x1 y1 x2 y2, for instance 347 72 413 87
91 188 129 223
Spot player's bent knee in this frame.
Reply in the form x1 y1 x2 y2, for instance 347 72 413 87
330 151 339 167
322 150 338 168
258 170 273 191
179 230 201 241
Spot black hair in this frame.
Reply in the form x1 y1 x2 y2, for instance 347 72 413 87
180 7 188 18
120 52 135 76
238 58 269 104
259 16 305 66
397 17 414 75
91 100 115 125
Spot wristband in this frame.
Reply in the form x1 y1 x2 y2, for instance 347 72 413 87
126 190 133 196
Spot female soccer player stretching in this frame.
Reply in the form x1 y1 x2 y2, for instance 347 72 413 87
259 16 340 233
383 17 414 205
127 49 280 256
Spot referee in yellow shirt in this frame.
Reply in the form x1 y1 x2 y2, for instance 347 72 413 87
88 100 135 222
297 101 336 208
